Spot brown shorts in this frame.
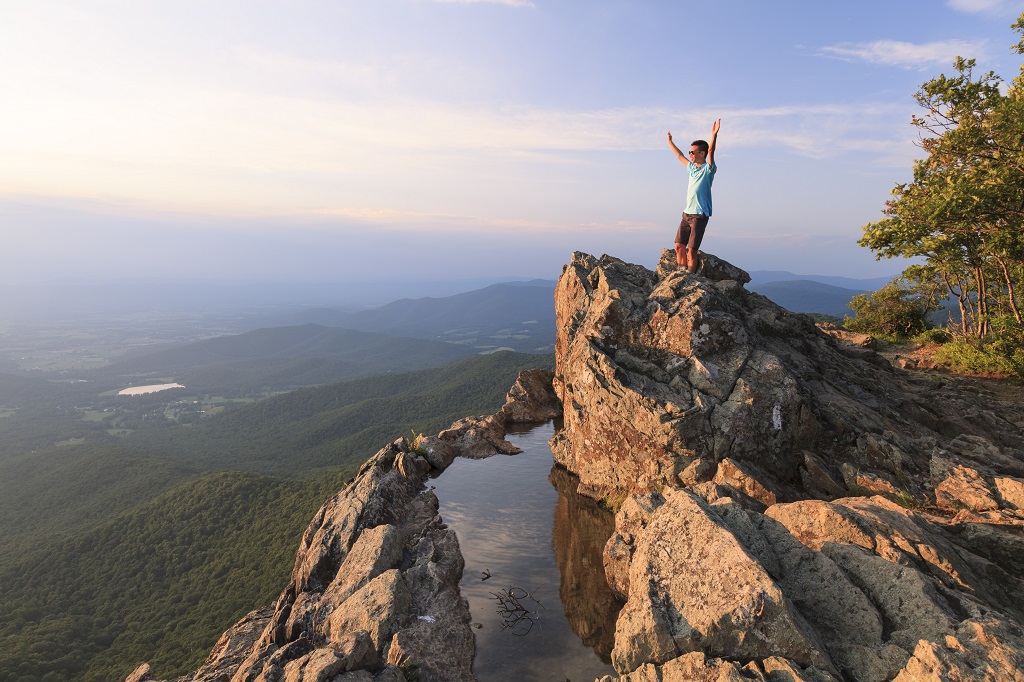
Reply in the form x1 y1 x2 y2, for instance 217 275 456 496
675 213 709 250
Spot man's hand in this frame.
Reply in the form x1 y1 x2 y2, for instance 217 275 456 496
708 119 720 166
667 131 687 164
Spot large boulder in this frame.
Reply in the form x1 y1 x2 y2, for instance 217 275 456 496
552 252 1024 681
609 488 835 676
551 251 1024 504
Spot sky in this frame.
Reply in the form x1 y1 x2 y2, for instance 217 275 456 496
3 0 1024 286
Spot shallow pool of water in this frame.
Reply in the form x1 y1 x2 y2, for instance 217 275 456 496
432 421 622 681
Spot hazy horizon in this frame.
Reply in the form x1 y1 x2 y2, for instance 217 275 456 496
5 1 1023 284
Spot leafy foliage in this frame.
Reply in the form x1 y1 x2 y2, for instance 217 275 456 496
844 279 937 339
858 14 1024 372
935 316 1024 375
913 327 952 344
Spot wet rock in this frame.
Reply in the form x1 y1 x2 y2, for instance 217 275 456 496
415 367 560 465
497 367 561 423
549 466 622 661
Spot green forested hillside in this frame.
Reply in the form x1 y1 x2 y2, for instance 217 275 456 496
0 445 197 547
0 351 554 682
98 324 474 392
269 282 557 353
0 470 348 682
125 350 555 474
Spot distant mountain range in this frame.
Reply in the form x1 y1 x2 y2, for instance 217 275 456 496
255 280 557 354
98 324 474 392
255 271 886 338
747 270 889 318
88 270 885 394
748 279 869 319
747 270 892 291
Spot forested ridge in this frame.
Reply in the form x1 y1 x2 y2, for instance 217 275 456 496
0 350 553 682
123 349 554 474
0 470 344 682
96 324 475 393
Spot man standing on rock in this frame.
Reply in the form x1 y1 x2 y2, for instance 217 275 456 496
667 119 720 273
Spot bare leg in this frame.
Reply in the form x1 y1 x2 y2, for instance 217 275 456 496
686 247 699 273
675 243 687 268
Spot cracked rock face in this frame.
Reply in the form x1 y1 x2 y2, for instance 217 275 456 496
556 252 1024 681
551 251 866 500
551 251 1024 504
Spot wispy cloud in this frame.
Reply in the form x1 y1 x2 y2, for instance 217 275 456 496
426 0 536 6
818 39 987 68
947 0 1024 16
0 74 917 215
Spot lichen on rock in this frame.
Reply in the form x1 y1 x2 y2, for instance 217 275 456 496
553 251 1024 681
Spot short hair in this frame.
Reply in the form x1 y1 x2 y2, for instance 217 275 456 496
691 139 709 153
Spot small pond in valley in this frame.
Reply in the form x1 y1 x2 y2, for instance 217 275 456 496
432 421 622 682
118 382 185 395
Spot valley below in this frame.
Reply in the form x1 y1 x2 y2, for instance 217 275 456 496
5 261 1015 682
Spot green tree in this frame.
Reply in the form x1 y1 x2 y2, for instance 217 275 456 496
858 14 1024 371
844 278 936 339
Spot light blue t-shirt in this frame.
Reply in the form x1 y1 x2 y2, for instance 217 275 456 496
685 161 717 216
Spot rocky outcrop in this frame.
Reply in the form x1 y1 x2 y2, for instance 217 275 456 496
128 369 560 682
554 251 1024 681
551 251 1024 502
132 247 1024 682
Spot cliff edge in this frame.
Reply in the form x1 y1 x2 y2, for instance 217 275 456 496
554 251 1024 681
127 369 561 682
130 249 1024 682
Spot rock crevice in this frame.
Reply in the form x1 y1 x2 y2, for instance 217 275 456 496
554 252 1024 682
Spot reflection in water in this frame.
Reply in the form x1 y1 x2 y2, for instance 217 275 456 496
549 466 621 662
431 422 622 682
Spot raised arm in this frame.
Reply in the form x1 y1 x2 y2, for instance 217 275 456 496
707 119 720 167
666 131 688 165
